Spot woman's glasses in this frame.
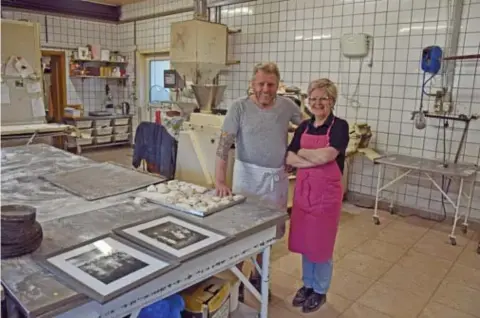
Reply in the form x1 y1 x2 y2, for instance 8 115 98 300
308 97 330 104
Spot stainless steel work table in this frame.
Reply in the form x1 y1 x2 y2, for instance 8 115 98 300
373 154 478 245
1 144 286 318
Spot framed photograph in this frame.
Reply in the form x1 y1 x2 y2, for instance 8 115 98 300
77 47 89 60
113 214 233 262
39 235 178 304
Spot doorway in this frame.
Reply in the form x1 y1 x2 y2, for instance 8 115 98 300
41 50 67 123
41 50 67 148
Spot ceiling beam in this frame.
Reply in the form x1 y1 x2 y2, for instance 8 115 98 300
1 0 121 22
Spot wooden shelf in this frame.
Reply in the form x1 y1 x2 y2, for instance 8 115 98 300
70 75 129 79
71 59 128 64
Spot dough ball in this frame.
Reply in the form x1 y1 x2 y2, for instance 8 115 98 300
181 186 194 197
193 186 208 194
168 180 179 186
187 197 200 205
233 194 245 201
219 199 231 206
156 184 170 194
164 196 177 205
133 197 147 205
146 185 157 192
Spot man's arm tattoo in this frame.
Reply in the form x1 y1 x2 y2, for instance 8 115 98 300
216 131 235 161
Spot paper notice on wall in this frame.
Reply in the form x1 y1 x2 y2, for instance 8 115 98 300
1 83 11 104
31 98 46 117
26 82 42 93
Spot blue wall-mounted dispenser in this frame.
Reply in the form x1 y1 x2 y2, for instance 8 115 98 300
421 46 443 74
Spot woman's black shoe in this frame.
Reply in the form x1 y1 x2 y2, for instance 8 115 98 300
292 286 313 307
302 292 326 313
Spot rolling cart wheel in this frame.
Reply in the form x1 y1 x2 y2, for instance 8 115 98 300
373 217 380 225
477 243 480 254
461 225 468 234
388 207 395 214
449 237 457 246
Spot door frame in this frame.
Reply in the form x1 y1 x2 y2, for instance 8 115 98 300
136 49 170 123
41 50 67 122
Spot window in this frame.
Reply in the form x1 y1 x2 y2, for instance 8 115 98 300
148 58 170 103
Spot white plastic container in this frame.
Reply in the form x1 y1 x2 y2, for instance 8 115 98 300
94 126 114 136
113 118 129 126
75 120 93 129
113 133 130 142
95 119 112 127
114 125 129 134
94 135 112 144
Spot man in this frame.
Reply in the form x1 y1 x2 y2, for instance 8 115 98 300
215 62 303 297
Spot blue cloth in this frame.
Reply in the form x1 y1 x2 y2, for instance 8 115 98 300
302 255 333 294
132 122 177 179
138 294 185 318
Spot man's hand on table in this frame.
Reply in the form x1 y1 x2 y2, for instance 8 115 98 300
215 181 232 197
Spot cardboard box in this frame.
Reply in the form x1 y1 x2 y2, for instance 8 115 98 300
181 277 230 318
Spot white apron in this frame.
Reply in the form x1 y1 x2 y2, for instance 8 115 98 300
232 159 289 238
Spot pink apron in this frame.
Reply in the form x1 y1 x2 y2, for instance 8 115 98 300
288 119 343 263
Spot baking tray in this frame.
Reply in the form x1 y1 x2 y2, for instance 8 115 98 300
41 162 165 201
134 190 246 217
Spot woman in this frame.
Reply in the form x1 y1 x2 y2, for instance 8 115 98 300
286 79 349 313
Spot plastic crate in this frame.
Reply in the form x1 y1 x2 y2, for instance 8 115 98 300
95 119 112 127
113 117 129 126
113 133 130 142
94 126 113 136
113 125 129 134
75 120 93 129
138 294 184 318
94 135 112 144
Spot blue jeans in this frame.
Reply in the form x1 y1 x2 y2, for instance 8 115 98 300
302 255 333 294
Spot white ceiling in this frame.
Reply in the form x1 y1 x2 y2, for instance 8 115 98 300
82 0 145 6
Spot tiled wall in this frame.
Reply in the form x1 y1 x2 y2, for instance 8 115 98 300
120 0 480 220
1 10 131 114
4 0 480 220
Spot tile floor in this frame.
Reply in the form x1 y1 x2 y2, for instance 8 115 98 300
83 147 480 318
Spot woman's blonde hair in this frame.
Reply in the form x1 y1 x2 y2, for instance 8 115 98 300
308 78 338 104
251 62 281 83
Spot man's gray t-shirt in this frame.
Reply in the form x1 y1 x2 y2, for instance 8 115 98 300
222 96 303 168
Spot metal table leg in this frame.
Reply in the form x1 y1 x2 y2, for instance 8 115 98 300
389 167 400 214
449 178 464 246
373 164 384 225
260 245 271 318
462 178 475 234
230 246 271 318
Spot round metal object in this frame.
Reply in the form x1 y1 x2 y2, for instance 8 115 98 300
1 221 43 259
1 204 36 224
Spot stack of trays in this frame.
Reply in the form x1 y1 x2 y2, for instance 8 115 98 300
1 205 43 259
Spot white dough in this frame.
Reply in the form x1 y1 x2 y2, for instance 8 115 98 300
187 197 200 205
219 199 231 206
233 194 244 201
193 186 208 194
133 197 147 205
176 202 193 210
164 196 177 204
211 196 221 202
146 185 157 192
168 180 179 186
194 204 209 213
156 184 170 194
